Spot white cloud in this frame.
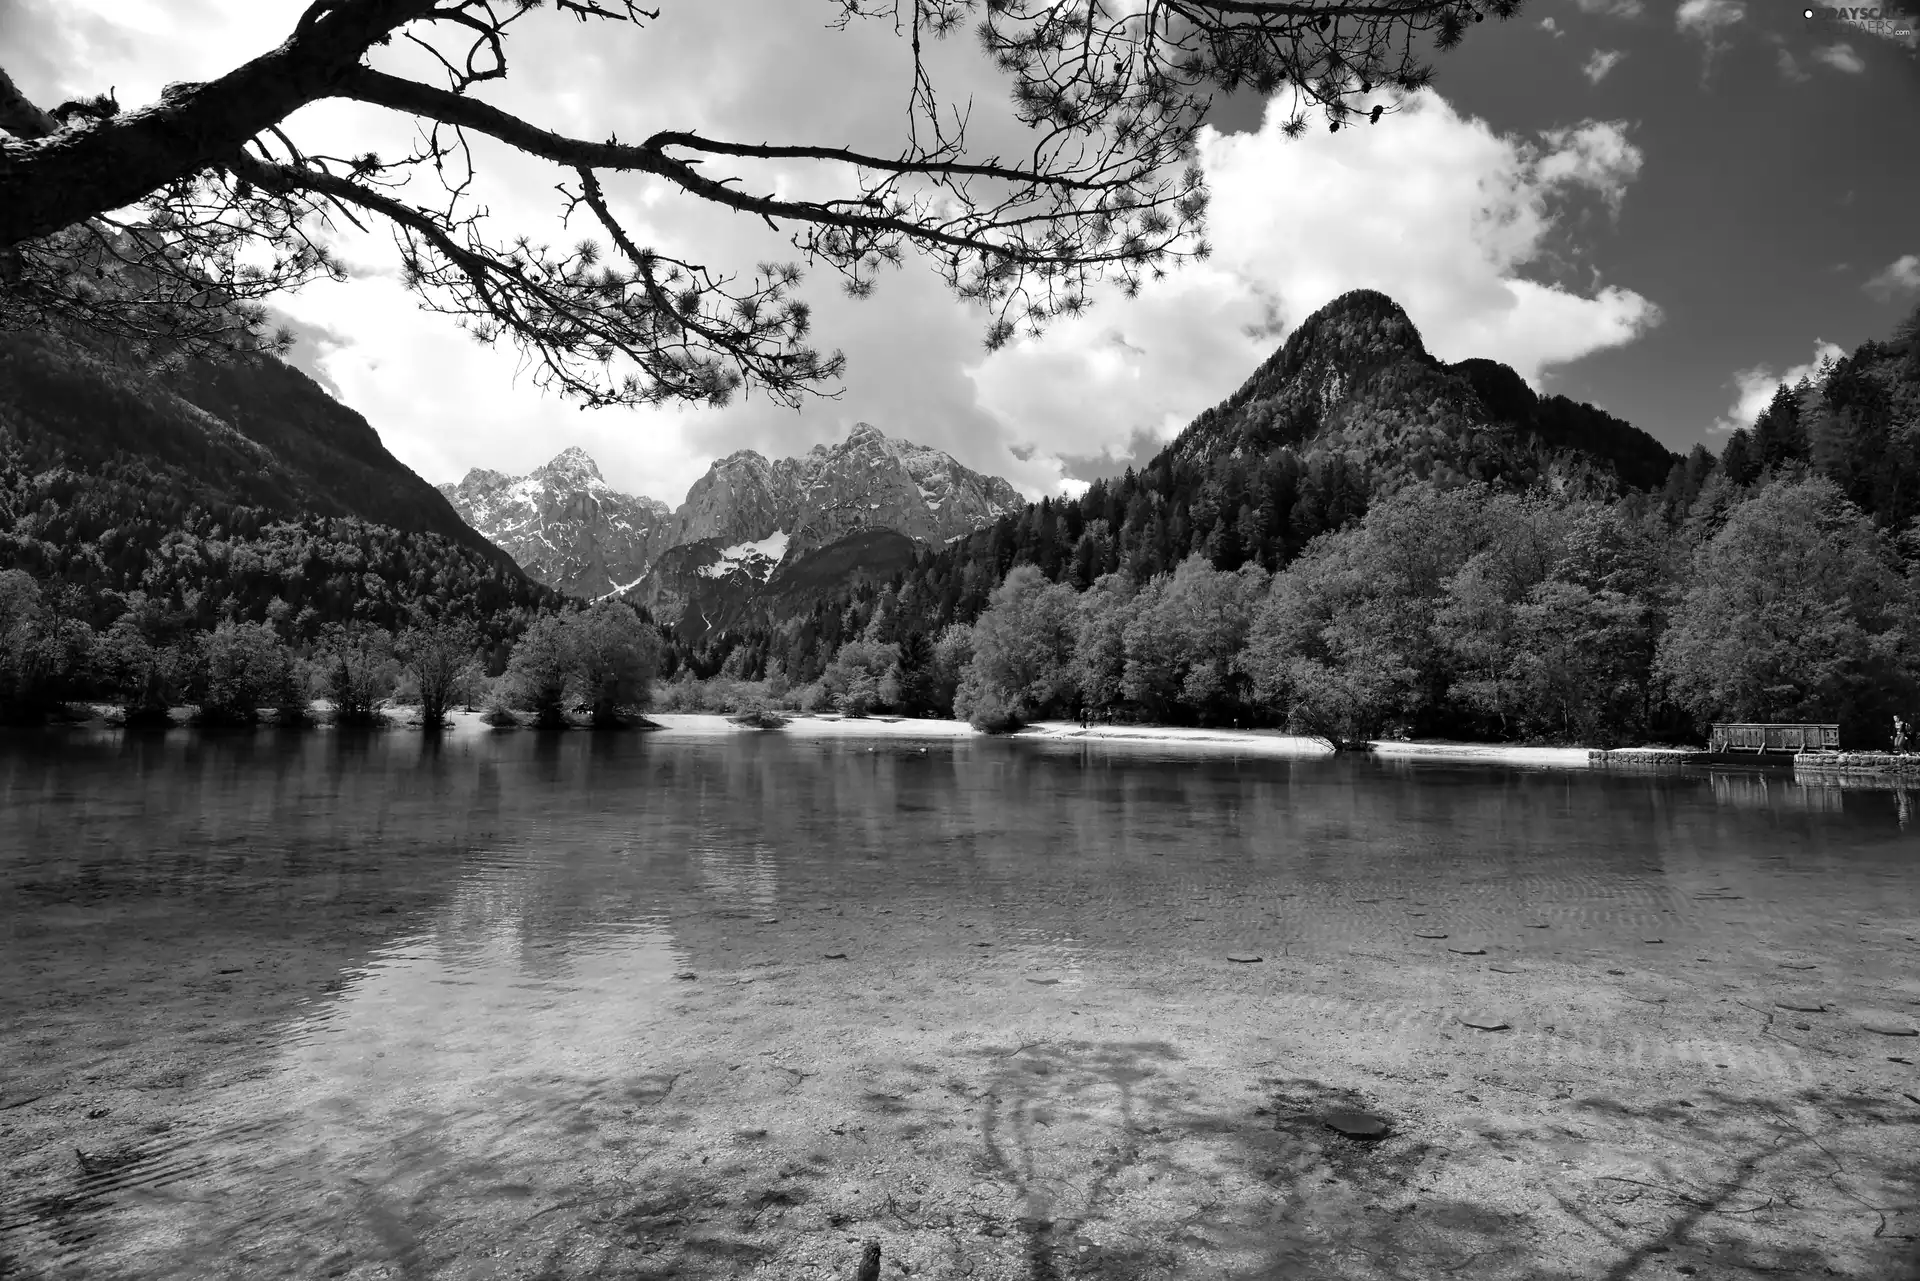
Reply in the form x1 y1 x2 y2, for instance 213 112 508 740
1540 16 1566 35
1865 253 1920 299
1535 120 1646 215
1677 0 1746 39
966 90 1662 477
1711 339 1846 433
1813 41 1867 71
1575 0 1646 18
1777 46 1812 81
1677 0 1747 76
1583 48 1626 82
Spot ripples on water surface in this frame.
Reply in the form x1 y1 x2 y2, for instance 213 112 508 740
1 728 1915 1280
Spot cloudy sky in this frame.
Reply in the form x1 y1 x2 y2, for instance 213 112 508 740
3 0 1917 505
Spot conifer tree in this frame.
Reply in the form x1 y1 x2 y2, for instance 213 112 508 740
3 0 1515 393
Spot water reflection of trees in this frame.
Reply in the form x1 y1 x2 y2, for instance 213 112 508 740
1709 772 1842 813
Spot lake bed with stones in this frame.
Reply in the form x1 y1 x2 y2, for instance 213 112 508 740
2 726 1918 1280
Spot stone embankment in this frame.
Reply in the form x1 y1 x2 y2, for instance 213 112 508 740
1794 751 1920 778
1587 748 1712 766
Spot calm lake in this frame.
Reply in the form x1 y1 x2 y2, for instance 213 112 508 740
3 726 1917 1281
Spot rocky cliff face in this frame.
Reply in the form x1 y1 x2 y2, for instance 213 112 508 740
436 447 673 599
447 426 1021 611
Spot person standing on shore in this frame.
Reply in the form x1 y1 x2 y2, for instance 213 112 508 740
1895 714 1909 753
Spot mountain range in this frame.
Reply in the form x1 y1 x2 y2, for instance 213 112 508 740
0 287 1715 660
438 422 1024 619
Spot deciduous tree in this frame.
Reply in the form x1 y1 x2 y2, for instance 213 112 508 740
1655 475 1911 744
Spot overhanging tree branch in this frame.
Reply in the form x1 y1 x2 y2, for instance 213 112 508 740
0 0 1515 401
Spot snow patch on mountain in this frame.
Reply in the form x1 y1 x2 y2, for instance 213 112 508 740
698 530 790 580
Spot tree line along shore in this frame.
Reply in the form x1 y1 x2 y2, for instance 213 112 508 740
5 468 1914 751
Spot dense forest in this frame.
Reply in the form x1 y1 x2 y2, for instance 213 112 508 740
655 297 1920 750
0 330 624 725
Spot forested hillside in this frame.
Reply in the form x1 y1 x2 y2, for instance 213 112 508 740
0 332 581 723
653 296 1920 751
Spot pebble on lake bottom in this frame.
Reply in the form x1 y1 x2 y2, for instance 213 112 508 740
1027 978 1062 985
1458 1014 1511 1031
1322 1110 1391 1138
1778 962 1817 970
673 972 697 980
1862 1023 1919 1037
1447 946 1486 955
1775 1000 1827 1013
1226 953 1263 964
1488 964 1522 973
1641 938 1664 944
1413 931 1448 939
824 952 848 960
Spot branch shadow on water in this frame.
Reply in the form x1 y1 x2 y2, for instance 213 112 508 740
952 1039 1536 1281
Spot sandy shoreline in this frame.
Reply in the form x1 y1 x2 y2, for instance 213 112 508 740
646 711 977 738
50 704 1687 770
1013 720 1335 755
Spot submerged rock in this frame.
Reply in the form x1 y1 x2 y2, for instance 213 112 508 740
1226 953 1263 964
1458 1014 1511 1031
1447 946 1486 955
1863 1023 1919 1037
1413 931 1448 940
1323 1109 1391 1138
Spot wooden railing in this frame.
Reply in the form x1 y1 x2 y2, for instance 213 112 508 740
1708 723 1840 754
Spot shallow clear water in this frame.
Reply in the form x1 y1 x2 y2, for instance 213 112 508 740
1 728 1916 1279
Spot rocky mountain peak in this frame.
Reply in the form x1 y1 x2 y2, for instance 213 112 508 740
445 425 1021 620
530 445 604 485
456 466 511 490
437 449 672 599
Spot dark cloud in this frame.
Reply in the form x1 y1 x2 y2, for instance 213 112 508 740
1055 427 1175 484
265 308 352 400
